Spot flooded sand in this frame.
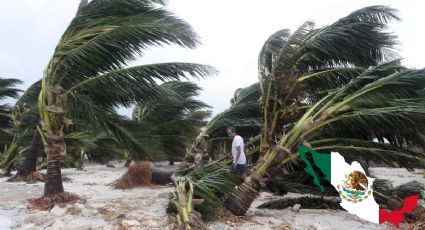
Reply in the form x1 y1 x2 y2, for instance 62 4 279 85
0 163 423 229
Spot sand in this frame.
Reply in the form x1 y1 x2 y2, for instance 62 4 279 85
0 163 423 230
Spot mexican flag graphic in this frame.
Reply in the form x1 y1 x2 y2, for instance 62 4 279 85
297 145 420 228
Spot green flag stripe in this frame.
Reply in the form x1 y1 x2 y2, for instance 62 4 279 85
297 145 332 192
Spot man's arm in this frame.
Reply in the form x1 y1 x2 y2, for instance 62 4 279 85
235 145 241 164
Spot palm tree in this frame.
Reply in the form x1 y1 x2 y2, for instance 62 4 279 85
257 6 399 152
132 81 211 164
0 78 22 144
37 0 215 197
185 83 262 162
6 80 42 179
226 62 425 215
225 6 425 216
0 77 23 174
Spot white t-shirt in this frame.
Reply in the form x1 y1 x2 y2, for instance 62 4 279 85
231 135 246 164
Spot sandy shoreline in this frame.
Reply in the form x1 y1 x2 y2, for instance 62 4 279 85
0 163 423 230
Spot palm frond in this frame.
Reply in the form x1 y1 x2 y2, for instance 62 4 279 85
311 138 425 170
184 163 238 220
15 80 41 108
64 63 215 108
0 78 22 100
281 67 425 171
230 83 261 106
53 1 202 84
258 29 291 80
131 81 211 161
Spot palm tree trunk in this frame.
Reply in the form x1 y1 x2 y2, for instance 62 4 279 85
15 129 41 177
225 144 291 215
43 135 64 196
224 180 260 216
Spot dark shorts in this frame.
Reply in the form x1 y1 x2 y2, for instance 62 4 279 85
233 164 246 174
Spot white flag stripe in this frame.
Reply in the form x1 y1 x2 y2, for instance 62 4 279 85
331 152 380 224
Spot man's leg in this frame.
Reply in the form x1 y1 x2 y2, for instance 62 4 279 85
236 164 245 175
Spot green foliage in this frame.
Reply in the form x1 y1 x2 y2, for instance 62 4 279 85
218 8 425 215
298 65 425 170
0 78 22 101
132 81 211 161
206 83 262 139
0 78 23 148
171 163 238 221
257 6 401 151
251 6 425 171
187 164 239 220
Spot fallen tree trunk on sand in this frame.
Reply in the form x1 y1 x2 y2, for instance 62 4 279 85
111 161 190 189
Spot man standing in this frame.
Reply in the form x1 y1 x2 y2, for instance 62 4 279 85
227 126 246 174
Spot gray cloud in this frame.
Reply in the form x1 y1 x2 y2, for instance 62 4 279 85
1 0 424 116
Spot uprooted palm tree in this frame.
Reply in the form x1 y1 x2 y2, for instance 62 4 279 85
185 83 262 163
36 0 215 197
222 6 425 216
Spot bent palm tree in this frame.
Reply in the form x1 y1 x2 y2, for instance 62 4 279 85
132 81 211 164
225 6 425 216
38 0 215 196
257 6 399 152
226 63 425 216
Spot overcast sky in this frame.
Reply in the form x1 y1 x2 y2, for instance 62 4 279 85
1 0 424 116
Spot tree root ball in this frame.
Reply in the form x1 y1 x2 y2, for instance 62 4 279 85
112 161 152 189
